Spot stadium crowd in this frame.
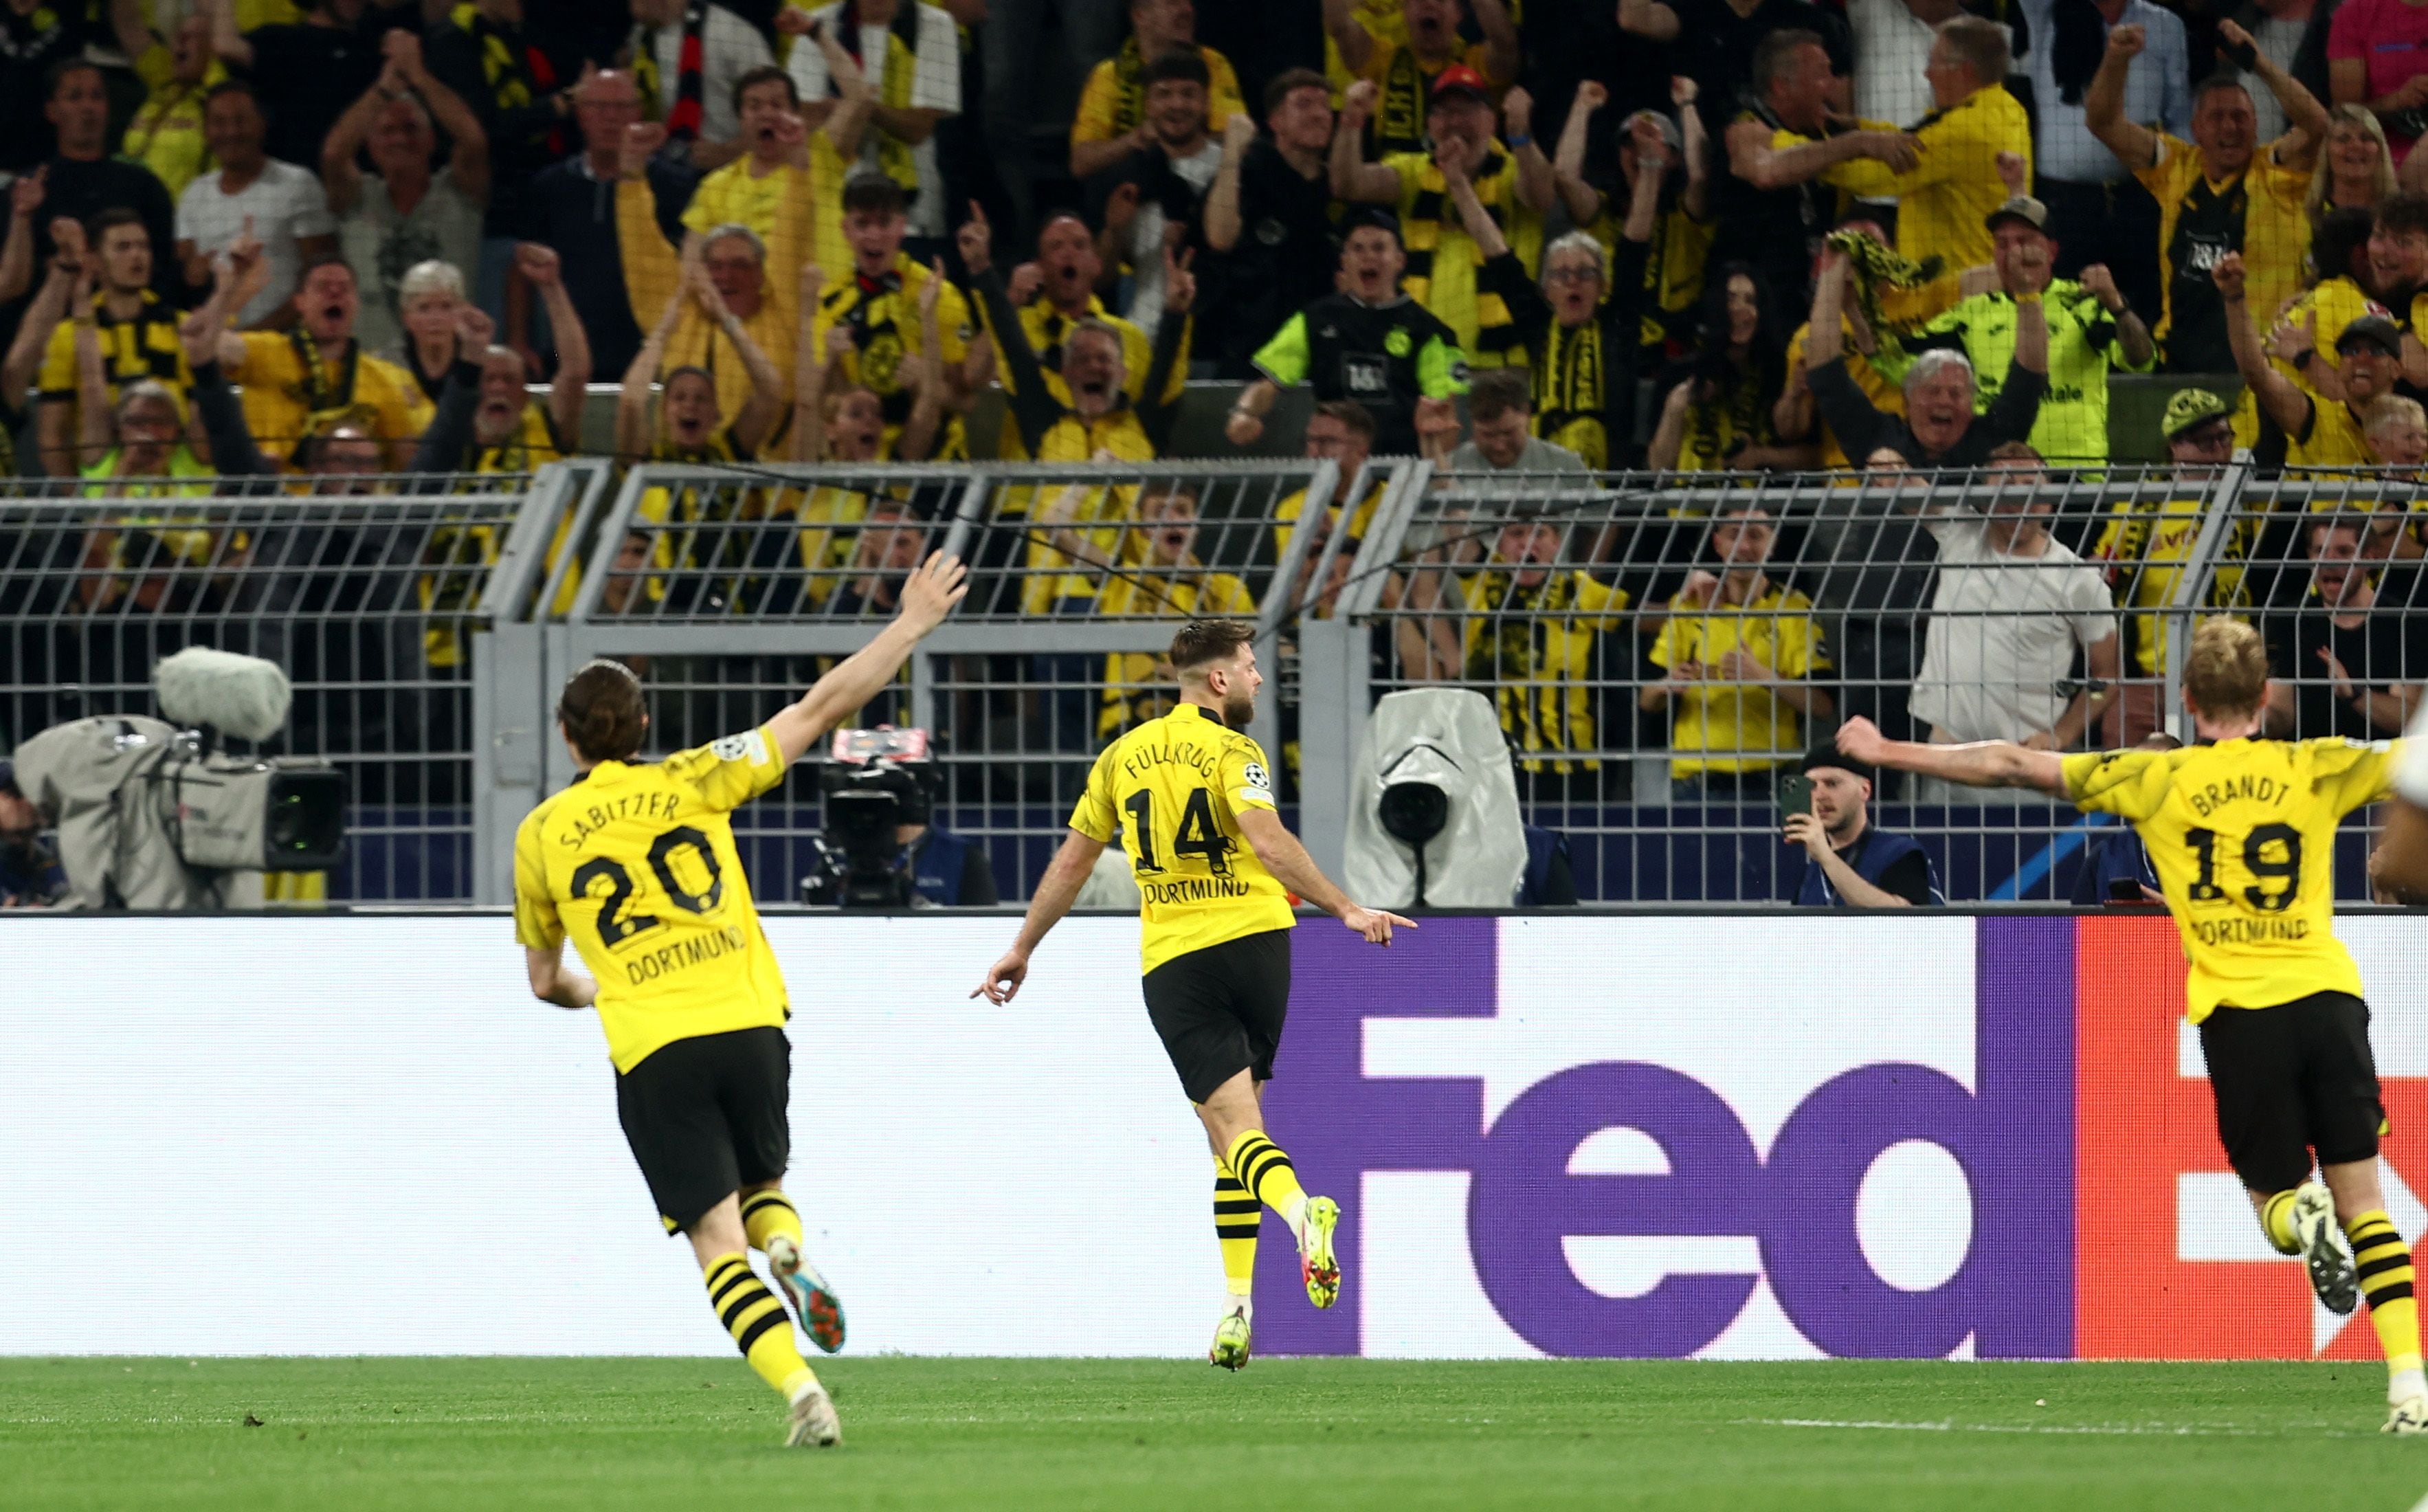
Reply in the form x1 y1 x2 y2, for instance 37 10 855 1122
8 0 2428 900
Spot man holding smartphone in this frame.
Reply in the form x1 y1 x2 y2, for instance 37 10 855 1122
1783 745 1940 907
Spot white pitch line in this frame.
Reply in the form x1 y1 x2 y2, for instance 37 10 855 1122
1743 1417 2366 1441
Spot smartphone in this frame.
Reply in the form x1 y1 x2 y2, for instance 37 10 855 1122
1777 773 1814 821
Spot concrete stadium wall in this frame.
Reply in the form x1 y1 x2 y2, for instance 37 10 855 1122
1 910 2411 1359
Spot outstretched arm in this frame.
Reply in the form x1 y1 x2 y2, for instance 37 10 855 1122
973 828 1108 1003
1236 807 1416 943
2214 251 2316 436
2086 25 2161 172
766 553 968 762
1835 716 2067 795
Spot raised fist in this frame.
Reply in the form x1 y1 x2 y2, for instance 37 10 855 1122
1501 85 1533 141
513 241 561 289
2106 23 2146 59
1343 80 1379 120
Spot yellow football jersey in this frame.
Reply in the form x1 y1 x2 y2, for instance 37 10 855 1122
1069 702 1297 975
2062 737 2399 1022
513 723 792 1072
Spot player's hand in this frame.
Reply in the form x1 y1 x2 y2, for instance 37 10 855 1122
957 199 992 276
1341 904 1416 946
2106 23 2145 60
1782 811 1830 859
1836 715 1888 765
898 550 969 636
972 947 1028 1003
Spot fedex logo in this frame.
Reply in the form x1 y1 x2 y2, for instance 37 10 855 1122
1256 916 2078 1359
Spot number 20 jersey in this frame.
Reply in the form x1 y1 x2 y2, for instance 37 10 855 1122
2062 737 2401 1023
1070 703 1297 975
514 725 790 1072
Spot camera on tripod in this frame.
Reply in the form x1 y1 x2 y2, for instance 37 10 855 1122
800 726 937 909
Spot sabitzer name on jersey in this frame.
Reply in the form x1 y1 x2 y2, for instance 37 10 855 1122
625 922 753 983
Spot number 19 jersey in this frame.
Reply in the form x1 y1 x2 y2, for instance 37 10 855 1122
514 725 790 1072
1070 703 1297 975
2061 737 2399 1022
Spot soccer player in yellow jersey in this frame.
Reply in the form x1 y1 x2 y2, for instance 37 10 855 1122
1838 618 2427 1434
972 619 1415 1370
511 553 968 1448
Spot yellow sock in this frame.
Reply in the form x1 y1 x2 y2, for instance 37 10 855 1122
1214 1161 1259 1300
1225 1130 1308 1230
2260 1190 2301 1256
703 1251 815 1400
742 1188 806 1256
2348 1213 2425 1386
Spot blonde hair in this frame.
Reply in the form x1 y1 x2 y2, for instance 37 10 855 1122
2307 105 2396 229
2185 616 2269 720
2362 392 2425 438
399 260 465 304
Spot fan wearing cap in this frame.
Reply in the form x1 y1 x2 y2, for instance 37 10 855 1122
1325 0 1519 159
1335 65 1555 368
2087 21 2327 373
1784 744 1941 908
1884 172 2157 467
1816 16 2033 278
1550 80 1713 367
1230 210 1468 457
2216 249 2398 471
2093 386 2261 743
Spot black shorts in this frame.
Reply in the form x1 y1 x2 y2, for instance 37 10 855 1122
615 1026 791 1234
2198 991 2385 1194
1141 929 1293 1104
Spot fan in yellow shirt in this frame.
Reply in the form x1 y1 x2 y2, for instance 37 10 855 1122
1838 616 2427 1435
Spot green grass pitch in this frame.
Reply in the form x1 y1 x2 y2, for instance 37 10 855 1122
9 1357 2428 1511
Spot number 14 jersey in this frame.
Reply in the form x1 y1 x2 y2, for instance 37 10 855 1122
1071 703 1297 975
2062 737 2400 1023
514 725 790 1072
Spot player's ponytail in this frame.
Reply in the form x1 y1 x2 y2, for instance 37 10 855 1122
557 660 647 763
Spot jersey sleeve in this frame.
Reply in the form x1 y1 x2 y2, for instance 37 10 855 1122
36 319 76 401
1775 599 1829 677
1416 331 1469 396
2307 737 2399 816
1251 312 1311 386
1069 742 1120 840
1071 60 1119 144
2062 748 2172 820
665 723 790 812
511 811 564 950
1223 737 1279 814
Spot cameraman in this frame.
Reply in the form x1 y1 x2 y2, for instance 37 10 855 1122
1785 745 1940 908
900 808 999 907
0 761 66 909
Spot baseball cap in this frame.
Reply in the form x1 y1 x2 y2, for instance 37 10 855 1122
1428 64 1491 105
1984 194 2048 233
1341 205 1405 244
1620 108 1682 157
2161 387 2231 439
2336 313 2404 358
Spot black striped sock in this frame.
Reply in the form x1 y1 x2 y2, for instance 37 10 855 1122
1225 1130 1308 1223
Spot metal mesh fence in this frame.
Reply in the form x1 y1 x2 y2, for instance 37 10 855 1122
1337 461 2394 904
0 467 588 902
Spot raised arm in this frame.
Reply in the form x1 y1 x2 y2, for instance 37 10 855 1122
957 201 1062 454
766 552 968 761
1332 82 1403 203
2213 251 2316 436
1551 80 1605 227
320 68 393 216
972 827 1109 1003
691 269 783 455
177 256 276 478
616 282 684 461
1137 246 1193 452
2086 25 2161 171
205 0 251 69
408 305 493 475
71 269 111 469
1323 0 1376 75
393 31 491 205
1203 111 1256 252
1835 715 2067 795
790 261 827 462
1675 79 1710 221
1470 0 1521 89
2223 18 2327 166
0 236 72 408
1503 88 1557 214
512 244 588 441
895 262 951 462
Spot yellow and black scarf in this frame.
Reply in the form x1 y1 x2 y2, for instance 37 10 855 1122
283 331 380 441
832 0 924 199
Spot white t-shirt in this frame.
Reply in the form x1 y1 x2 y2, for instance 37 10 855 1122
637 3 776 153
786 0 962 238
340 166 485 358
1124 139 1223 342
1909 513 2116 742
176 159 337 328
1849 0 1940 129
2236 14 2308 144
